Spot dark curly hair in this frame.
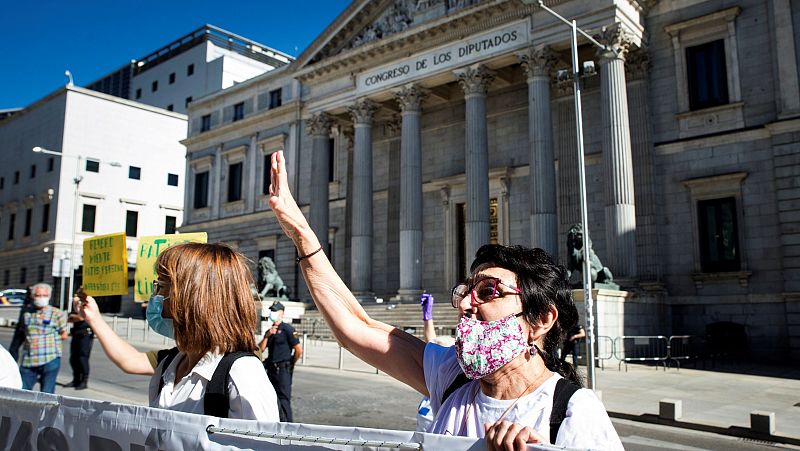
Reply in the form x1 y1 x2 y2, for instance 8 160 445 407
470 244 583 386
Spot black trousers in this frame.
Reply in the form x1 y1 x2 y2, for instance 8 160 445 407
266 362 293 422
69 333 93 382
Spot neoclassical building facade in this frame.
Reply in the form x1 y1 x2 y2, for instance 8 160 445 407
180 0 800 359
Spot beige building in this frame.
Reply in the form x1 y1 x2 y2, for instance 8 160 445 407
181 0 800 360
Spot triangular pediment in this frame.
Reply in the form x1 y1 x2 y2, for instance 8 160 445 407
296 0 485 69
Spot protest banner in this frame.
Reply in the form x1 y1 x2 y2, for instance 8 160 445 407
134 232 207 301
0 388 552 451
82 232 128 296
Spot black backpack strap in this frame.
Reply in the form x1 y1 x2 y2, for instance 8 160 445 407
156 347 180 394
204 351 254 418
440 372 469 405
549 378 580 443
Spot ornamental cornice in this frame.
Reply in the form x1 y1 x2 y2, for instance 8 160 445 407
295 0 531 85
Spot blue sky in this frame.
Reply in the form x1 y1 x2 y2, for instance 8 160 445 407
0 1 350 109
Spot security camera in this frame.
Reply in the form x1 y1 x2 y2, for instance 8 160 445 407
47 188 54 200
582 61 597 77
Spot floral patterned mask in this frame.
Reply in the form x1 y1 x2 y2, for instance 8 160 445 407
455 312 528 380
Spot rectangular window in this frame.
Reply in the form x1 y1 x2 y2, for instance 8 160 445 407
187 64 194 76
14 171 19 184
233 102 245 122
698 197 740 272
19 267 26 285
262 153 272 194
165 215 177 234
3 270 9 285
185 96 192 108
41 203 50 233
81 204 96 233
47 158 54 172
167 104 174 112
227 162 243 202
151 80 158 92
30 165 36 179
167 173 179 186
269 89 282 109
1 177 4 189
258 249 275 261
169 72 176 84
129 166 141 180
37 265 44 282
135 88 142 99
23 208 31 237
86 160 100 173
686 39 729 111
201 114 211 132
7 213 15 240
125 210 139 237
193 171 209 209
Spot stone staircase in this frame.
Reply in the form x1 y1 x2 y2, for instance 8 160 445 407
292 301 459 341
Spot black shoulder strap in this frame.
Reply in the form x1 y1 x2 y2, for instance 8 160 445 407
549 378 580 443
204 351 254 418
440 372 469 405
156 347 180 394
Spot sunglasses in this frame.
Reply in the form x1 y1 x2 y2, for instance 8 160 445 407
451 276 521 308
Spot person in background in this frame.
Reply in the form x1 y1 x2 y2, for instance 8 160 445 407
561 324 586 366
77 243 279 421
0 344 22 389
416 290 455 432
8 286 34 361
66 288 94 390
19 283 67 393
259 301 303 422
267 150 622 450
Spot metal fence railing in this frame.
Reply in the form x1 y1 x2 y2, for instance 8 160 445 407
666 335 706 370
613 335 670 371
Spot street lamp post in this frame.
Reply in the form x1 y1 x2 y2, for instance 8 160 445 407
520 0 617 390
32 146 119 312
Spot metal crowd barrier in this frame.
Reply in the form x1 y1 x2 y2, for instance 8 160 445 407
613 335 669 371
594 335 615 370
666 335 706 370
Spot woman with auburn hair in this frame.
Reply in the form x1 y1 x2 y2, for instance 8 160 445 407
78 243 278 421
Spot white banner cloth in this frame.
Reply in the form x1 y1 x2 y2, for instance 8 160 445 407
0 387 576 450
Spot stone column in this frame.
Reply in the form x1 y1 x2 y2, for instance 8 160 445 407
772 0 800 117
245 134 258 213
394 85 428 300
597 25 637 279
211 146 222 219
306 112 333 255
519 46 559 258
347 99 378 299
454 64 495 263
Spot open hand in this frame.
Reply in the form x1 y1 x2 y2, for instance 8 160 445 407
484 420 546 451
420 292 434 321
268 151 314 247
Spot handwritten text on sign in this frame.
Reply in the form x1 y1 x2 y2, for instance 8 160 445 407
82 232 128 296
134 232 208 301
355 20 528 94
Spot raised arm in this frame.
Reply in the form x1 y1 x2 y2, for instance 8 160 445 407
77 296 154 375
268 151 427 395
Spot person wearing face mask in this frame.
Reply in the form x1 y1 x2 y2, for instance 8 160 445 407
18 283 67 393
266 151 622 450
258 301 302 422
78 244 279 421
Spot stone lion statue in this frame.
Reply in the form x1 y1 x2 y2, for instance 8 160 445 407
566 224 615 287
257 256 289 299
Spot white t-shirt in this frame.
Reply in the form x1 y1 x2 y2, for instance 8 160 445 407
0 345 22 389
424 343 623 450
149 351 279 421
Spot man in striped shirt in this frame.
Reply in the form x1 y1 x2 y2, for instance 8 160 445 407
19 283 67 393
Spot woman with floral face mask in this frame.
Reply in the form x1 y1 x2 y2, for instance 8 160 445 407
267 151 622 450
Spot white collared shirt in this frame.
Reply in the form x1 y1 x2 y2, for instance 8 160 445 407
0 345 22 389
149 351 279 421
